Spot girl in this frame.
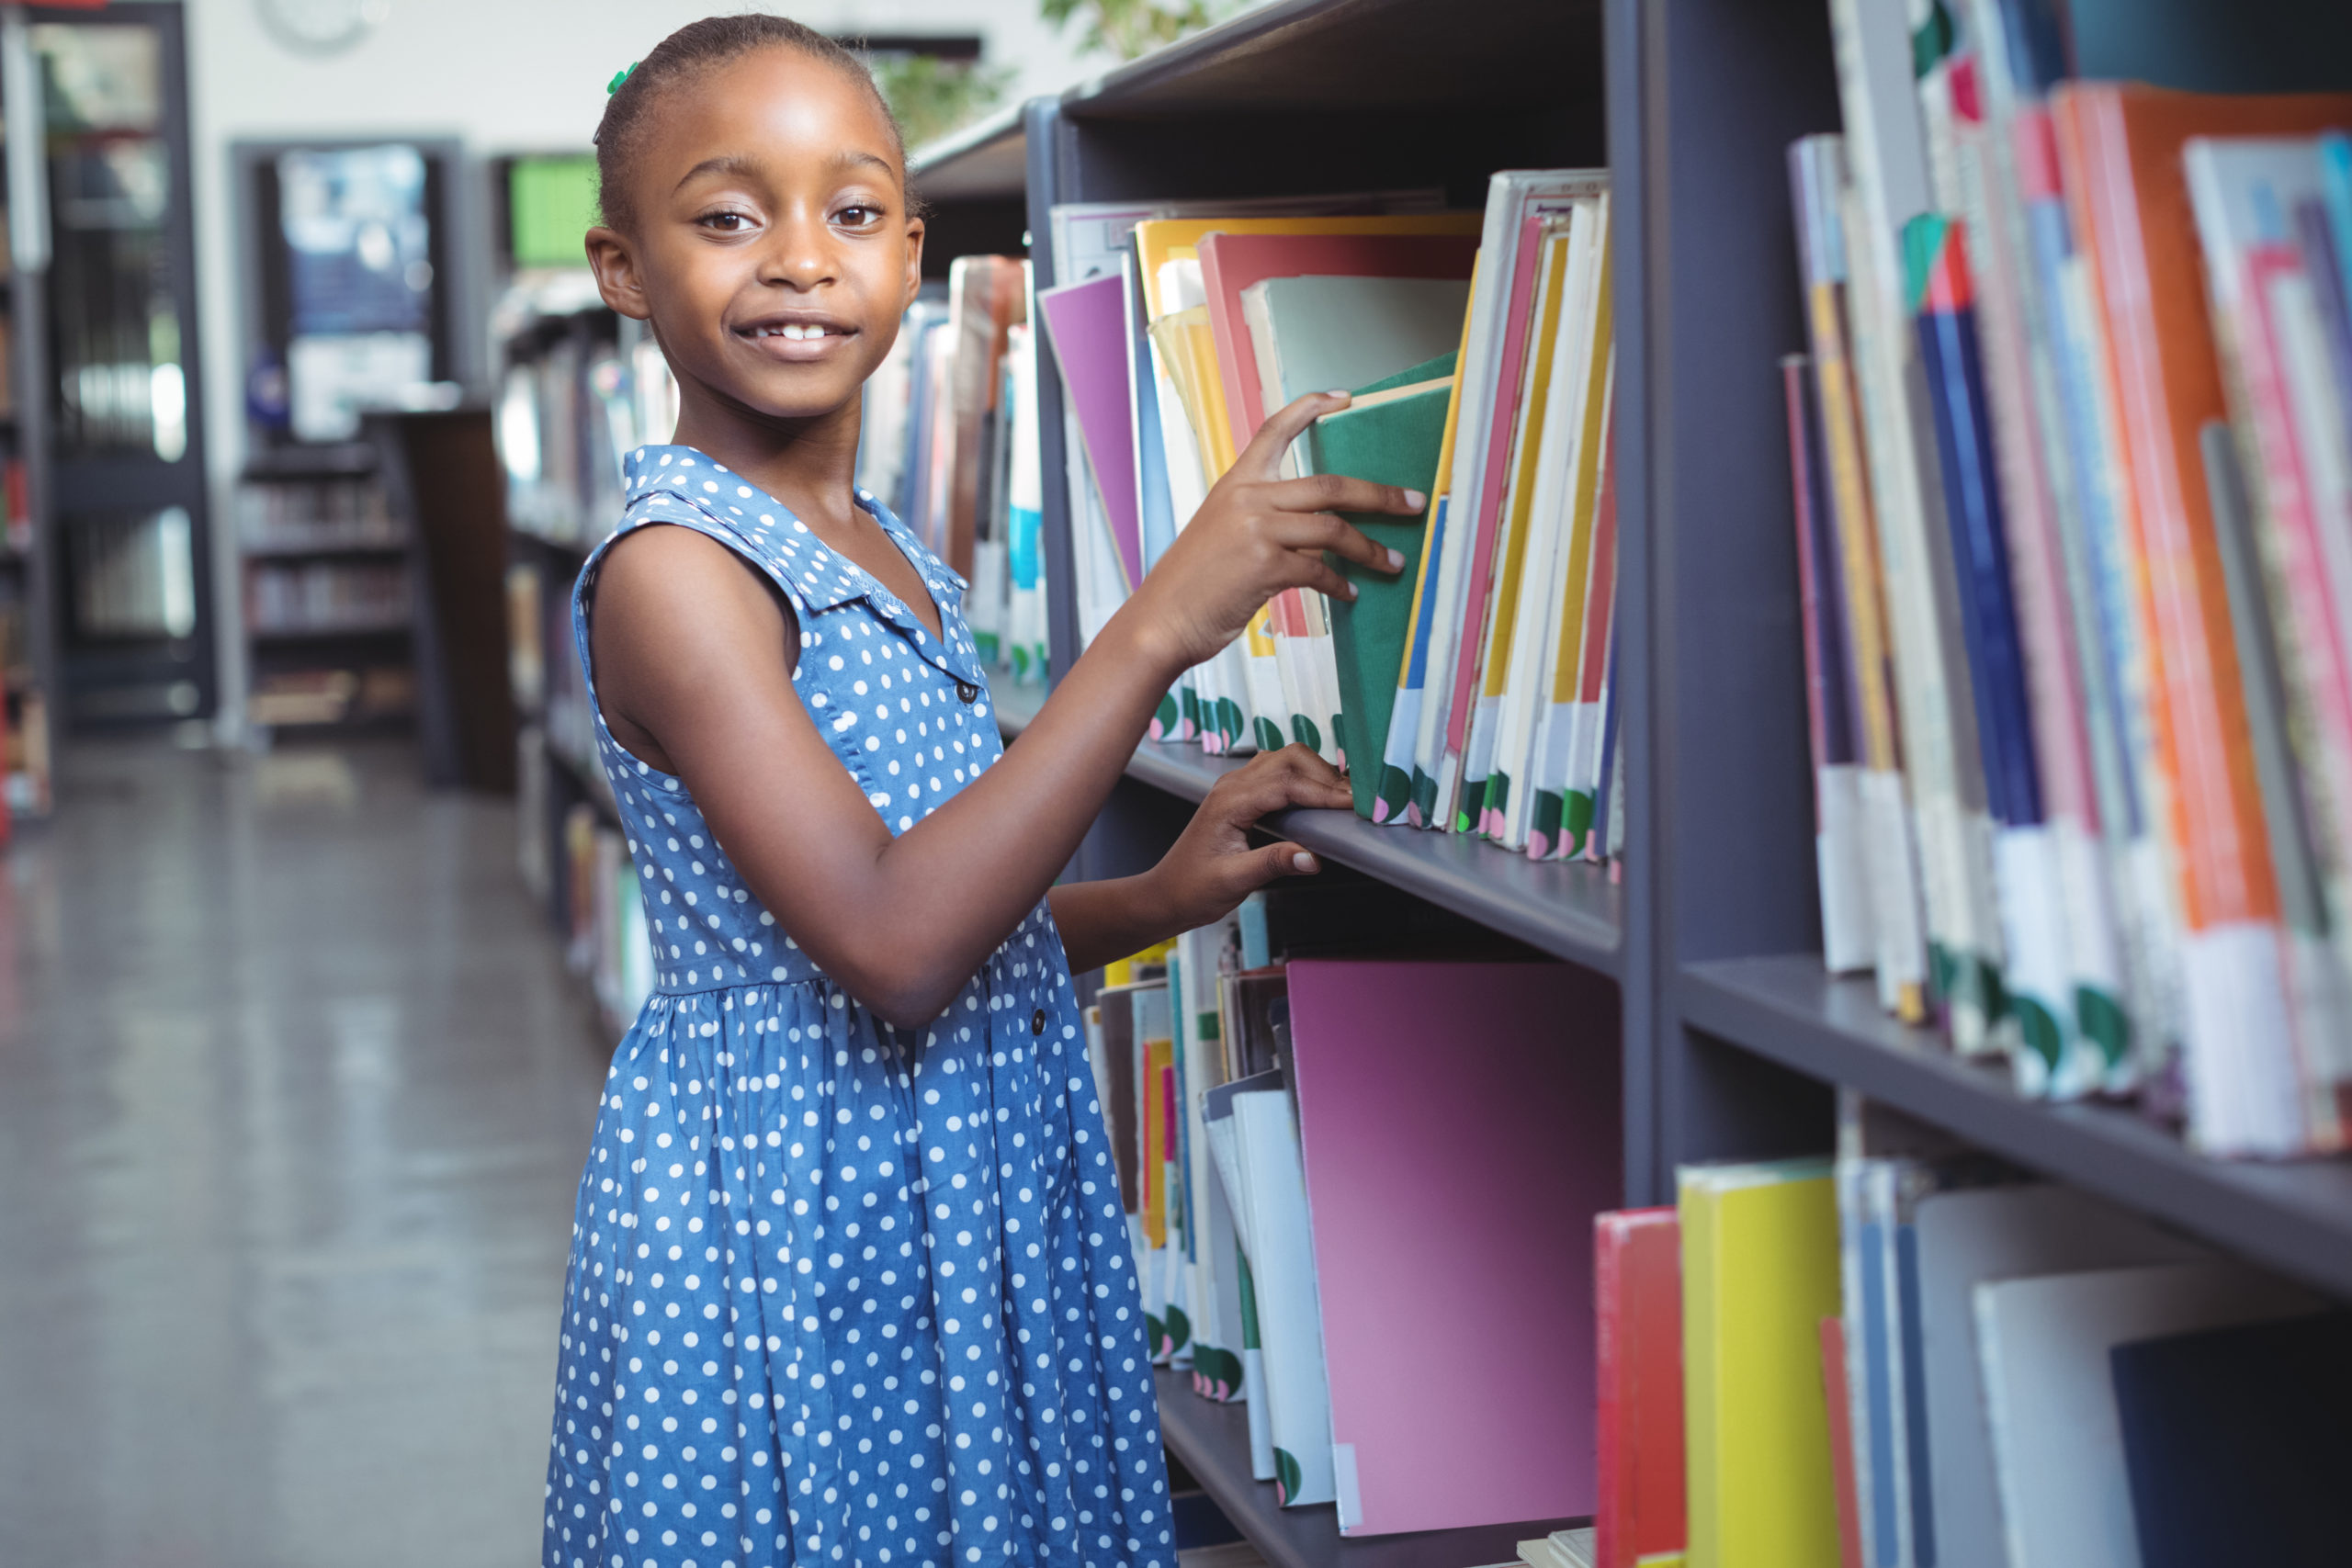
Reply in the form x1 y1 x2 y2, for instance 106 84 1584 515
547 17 1423 1568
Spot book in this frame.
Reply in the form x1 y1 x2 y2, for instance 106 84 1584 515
1914 1182 2209 1568
1230 1086 1334 1507
1306 363 1456 819
1408 171 1609 831
1286 960 1621 1536
1203 1066 1283 1482
1819 1318 1863 1568
1036 271 1147 594
1193 228 1478 448
2053 82 2352 1155
1829 0 2010 1057
1594 1208 1685 1568
1973 1259 2324 1568
1908 212 2081 1095
2112 1309 2352 1568
1679 1158 1841 1568
1783 350 1874 977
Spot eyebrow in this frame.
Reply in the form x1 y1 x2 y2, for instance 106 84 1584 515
672 148 899 194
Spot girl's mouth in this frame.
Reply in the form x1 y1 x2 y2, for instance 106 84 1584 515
737 318 856 361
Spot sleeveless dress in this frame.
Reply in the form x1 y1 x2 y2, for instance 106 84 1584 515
542 445 1171 1568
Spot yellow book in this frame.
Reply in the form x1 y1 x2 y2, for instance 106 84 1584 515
1679 1159 1840 1568
1142 1033 1173 1248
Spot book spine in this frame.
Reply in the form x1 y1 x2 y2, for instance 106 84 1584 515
1788 352 1877 976
1838 169 1999 1044
1952 64 2136 1091
1548 378 1619 861
2054 86 2318 1156
1595 1217 1632 1568
1910 215 2077 1094
1792 135 1928 1010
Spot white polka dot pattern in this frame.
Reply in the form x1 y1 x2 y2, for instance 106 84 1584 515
544 446 1170 1568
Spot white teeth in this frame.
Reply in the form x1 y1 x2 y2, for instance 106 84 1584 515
783 323 807 340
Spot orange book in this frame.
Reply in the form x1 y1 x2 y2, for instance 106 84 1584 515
2052 84 2352 1154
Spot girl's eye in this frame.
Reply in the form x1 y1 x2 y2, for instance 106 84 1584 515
835 205 884 228
700 210 753 232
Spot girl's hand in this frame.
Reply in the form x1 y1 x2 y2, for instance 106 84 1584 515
1122 390 1428 672
1143 745 1352 932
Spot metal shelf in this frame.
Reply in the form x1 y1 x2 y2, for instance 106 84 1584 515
1153 1370 1574 1568
1062 0 1600 119
1680 955 2352 1301
241 536 411 560
249 619 413 642
1123 740 1621 974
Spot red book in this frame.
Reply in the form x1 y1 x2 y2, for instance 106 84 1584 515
1194 231 1478 453
1595 1207 1684 1568
1819 1317 1863 1568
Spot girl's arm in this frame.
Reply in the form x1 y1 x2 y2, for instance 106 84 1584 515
593 391 1421 1028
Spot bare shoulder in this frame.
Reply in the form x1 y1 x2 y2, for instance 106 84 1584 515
589 524 805 766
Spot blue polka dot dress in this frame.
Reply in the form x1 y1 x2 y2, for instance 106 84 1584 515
543 446 1171 1568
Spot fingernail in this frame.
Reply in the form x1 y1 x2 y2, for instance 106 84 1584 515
1293 852 1317 872
1325 389 1351 400
1404 489 1427 509
1385 547 1406 570
1344 581 1359 599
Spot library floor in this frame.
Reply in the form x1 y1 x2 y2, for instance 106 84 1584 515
0 739 608 1567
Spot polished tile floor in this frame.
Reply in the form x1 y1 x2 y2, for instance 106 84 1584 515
0 740 610 1567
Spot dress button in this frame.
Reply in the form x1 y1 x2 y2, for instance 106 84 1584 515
1031 1008 1046 1035
956 680 979 705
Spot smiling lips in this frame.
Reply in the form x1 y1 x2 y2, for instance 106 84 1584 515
738 316 856 358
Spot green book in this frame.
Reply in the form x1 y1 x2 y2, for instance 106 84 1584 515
1304 352 1456 819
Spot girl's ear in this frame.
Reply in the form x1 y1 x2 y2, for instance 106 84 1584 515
587 225 652 321
901 216 926 310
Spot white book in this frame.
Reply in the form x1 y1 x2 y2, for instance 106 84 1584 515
1916 1184 2208 1568
1493 204 1611 850
1203 1102 1274 1480
1974 1260 2323 1568
1232 1088 1335 1507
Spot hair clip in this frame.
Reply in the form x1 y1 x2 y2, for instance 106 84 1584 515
607 62 638 95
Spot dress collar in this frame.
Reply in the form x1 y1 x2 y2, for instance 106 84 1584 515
624 445 980 683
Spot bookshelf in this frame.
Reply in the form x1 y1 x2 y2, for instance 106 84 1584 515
912 0 2352 1559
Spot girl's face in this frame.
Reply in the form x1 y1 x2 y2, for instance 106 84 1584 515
590 48 923 426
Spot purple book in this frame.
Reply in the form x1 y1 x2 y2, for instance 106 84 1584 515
1036 272 1145 592
1285 960 1622 1537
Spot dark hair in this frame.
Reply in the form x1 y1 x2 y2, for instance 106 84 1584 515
594 14 910 232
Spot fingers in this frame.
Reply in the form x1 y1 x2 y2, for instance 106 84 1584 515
1268 512 1408 574
1234 390 1351 479
1264 470 1427 519
1227 745 1351 815
1255 840 1321 883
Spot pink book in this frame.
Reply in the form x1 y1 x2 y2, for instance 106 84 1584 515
1198 231 1479 452
1285 960 1623 1536
1441 213 1554 785
1036 273 1145 592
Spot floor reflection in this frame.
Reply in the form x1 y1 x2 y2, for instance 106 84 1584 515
0 739 607 1567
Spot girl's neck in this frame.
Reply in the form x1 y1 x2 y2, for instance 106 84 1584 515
669 385 865 531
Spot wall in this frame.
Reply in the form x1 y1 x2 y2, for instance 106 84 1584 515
179 0 1114 735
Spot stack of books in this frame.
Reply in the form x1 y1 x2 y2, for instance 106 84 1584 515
1035 176 1625 863
1781 0 2352 1156
1088 887 1621 1538
1602 1096 2348 1568
857 255 1048 683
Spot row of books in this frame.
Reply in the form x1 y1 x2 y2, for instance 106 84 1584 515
244 558 410 635
558 793 654 1028
856 258 1049 682
1595 1098 2345 1568
244 665 413 728
497 320 679 547
1782 0 2352 1155
1033 177 1624 859
1089 882 1621 1539
235 475 402 552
